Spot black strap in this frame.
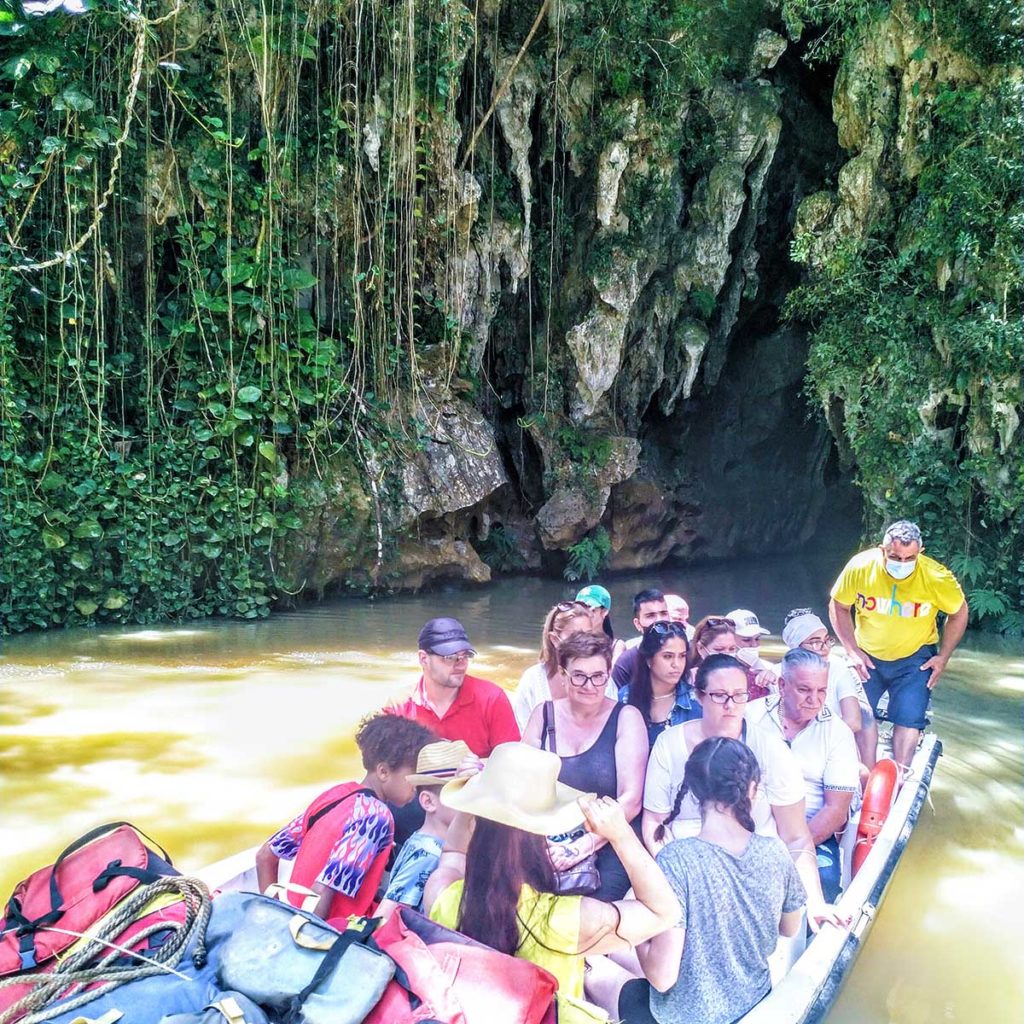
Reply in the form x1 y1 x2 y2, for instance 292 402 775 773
541 701 556 753
48 822 173 922
305 787 376 832
279 917 377 1024
92 860 169 892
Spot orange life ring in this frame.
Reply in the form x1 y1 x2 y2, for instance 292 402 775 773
851 758 899 876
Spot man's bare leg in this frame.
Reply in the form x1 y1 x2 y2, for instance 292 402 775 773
891 724 920 774
856 716 879 771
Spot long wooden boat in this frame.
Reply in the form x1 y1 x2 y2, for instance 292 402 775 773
197 733 941 1024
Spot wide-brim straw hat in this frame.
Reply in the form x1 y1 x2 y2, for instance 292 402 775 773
406 739 473 786
440 742 588 836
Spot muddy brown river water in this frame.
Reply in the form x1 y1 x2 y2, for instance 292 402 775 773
2 557 1021 1021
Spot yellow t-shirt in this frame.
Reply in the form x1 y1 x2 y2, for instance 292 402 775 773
830 549 965 660
428 880 584 999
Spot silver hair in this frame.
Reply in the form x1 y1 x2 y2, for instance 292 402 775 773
883 520 922 546
781 647 827 679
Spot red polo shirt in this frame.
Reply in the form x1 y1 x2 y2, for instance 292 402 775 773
388 673 520 757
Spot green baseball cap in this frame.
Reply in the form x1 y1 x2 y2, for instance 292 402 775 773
575 584 611 610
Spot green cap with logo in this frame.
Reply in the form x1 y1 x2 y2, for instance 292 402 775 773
575 584 611 610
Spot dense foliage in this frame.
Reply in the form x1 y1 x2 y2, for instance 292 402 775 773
788 0 1024 631
1 0 1020 632
0 0 752 631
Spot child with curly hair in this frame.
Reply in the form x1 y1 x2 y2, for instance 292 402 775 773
255 712 435 923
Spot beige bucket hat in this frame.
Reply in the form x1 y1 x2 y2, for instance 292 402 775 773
405 739 473 786
440 742 588 836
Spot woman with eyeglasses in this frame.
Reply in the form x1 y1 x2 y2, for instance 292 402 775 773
619 737 806 1024
689 615 773 700
642 654 842 931
620 622 703 747
511 601 612 732
783 608 878 770
523 631 649 901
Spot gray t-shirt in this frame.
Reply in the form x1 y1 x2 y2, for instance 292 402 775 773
652 834 806 1024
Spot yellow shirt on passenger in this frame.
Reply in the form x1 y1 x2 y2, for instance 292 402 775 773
830 549 965 660
428 880 584 999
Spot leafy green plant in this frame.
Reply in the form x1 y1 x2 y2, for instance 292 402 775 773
476 524 524 575
564 527 612 583
787 9 1024 633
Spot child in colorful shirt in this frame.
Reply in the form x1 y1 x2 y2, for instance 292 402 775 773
255 713 435 924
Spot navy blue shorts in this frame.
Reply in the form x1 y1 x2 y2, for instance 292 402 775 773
864 644 935 730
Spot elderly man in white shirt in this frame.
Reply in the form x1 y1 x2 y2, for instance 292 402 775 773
781 608 879 770
746 648 860 902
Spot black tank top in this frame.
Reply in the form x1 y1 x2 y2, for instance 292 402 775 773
540 701 622 799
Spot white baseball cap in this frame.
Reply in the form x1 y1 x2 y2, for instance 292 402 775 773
726 608 770 638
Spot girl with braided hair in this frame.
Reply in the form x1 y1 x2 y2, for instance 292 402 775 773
618 737 807 1024
641 654 846 934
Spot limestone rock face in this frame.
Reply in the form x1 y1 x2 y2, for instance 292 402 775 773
535 436 641 549
796 0 982 270
276 11 872 596
398 390 508 526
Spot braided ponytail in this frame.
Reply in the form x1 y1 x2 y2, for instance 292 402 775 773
684 737 760 832
654 779 690 844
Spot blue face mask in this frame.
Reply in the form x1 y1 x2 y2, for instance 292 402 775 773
885 558 917 580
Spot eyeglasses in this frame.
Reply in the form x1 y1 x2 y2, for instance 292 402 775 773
703 617 736 629
556 601 583 612
704 690 750 705
567 670 609 689
800 636 836 653
432 651 474 665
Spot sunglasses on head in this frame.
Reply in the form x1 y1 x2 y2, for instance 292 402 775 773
703 617 736 629
645 621 690 644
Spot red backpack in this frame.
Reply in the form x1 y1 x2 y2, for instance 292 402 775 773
0 822 179 979
365 907 558 1024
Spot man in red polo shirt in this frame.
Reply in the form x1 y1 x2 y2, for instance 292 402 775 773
389 616 520 757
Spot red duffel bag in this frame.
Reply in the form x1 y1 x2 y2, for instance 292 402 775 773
364 907 557 1024
0 822 179 978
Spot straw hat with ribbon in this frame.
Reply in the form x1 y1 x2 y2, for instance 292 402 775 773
440 742 589 836
405 739 473 786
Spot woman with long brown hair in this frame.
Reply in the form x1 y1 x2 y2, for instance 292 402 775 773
621 622 702 747
511 601 609 731
422 743 679 1017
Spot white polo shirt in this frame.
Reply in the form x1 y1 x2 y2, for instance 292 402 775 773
643 718 806 841
746 696 860 819
827 654 872 716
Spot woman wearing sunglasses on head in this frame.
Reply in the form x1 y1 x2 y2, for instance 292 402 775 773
641 654 845 932
620 622 703 748
511 601 613 732
522 631 649 901
689 615 773 700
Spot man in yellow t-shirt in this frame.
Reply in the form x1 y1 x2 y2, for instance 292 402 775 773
828 520 968 771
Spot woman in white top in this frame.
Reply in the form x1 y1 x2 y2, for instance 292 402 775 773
512 601 612 731
641 654 843 931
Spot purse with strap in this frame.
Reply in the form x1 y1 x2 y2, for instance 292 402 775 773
541 704 602 896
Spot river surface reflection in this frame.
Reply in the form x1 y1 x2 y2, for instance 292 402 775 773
2 556 1021 1022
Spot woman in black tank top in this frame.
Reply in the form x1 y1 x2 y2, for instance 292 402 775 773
522 632 649 901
